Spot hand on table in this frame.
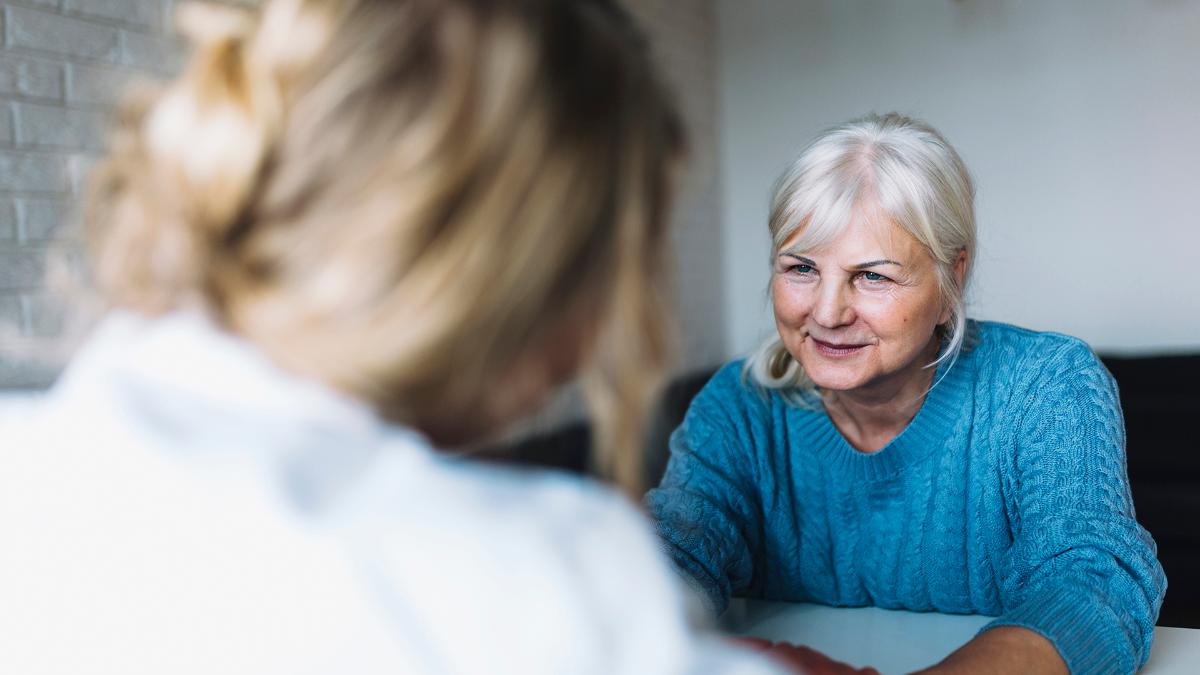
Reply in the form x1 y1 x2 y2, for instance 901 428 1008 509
732 637 880 675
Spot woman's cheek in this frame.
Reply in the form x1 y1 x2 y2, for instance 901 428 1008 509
853 293 891 323
773 289 810 328
861 287 915 325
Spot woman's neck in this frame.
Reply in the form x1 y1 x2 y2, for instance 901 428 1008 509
821 335 941 453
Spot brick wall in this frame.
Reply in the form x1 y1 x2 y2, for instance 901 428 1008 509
0 0 724 389
0 0 186 387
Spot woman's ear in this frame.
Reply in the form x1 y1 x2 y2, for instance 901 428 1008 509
938 248 969 326
953 248 968 288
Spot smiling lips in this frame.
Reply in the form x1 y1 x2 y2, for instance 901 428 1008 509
810 337 869 358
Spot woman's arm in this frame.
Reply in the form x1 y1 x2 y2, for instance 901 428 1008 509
955 339 1166 673
645 363 768 615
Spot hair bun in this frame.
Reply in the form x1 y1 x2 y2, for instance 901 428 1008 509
143 2 280 237
176 2 255 48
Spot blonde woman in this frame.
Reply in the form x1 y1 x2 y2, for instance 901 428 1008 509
0 1 870 673
648 114 1166 674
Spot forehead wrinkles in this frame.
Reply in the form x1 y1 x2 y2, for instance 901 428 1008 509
783 213 937 279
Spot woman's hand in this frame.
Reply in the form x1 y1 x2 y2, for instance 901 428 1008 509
912 626 1067 675
732 637 880 675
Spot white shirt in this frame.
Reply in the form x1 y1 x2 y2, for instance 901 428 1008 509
0 312 782 675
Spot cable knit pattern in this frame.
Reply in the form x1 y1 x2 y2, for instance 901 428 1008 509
646 321 1166 674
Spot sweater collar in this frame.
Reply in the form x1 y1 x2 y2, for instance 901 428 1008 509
47 311 436 511
790 342 974 481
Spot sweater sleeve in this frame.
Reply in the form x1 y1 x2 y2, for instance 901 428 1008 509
645 364 765 615
984 340 1166 674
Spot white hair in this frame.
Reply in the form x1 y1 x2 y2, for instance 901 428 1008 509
745 112 976 405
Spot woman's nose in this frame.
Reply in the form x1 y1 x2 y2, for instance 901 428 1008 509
811 282 855 328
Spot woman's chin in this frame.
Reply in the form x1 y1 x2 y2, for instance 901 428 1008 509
810 374 866 392
796 347 874 391
799 359 871 392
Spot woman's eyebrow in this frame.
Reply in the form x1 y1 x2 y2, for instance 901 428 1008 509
778 252 817 266
852 259 903 269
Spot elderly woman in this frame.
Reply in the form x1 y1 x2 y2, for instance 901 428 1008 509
647 113 1166 674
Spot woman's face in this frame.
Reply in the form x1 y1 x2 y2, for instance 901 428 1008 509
771 209 949 396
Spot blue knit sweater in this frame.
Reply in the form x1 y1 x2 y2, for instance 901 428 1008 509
646 321 1166 674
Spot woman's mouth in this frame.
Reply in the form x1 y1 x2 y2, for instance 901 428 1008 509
810 338 868 358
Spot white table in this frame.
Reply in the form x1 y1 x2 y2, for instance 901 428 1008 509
725 599 1200 674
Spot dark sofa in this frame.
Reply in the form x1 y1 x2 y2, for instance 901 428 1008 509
492 353 1200 628
1102 354 1199 627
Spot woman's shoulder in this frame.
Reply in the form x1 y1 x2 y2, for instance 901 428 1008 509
969 320 1105 372
966 320 1113 401
364 435 657 552
359 437 674 587
972 319 1093 352
357 449 711 672
702 360 755 395
692 359 787 413
677 359 788 438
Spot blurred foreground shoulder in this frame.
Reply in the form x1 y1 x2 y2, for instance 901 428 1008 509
357 453 784 675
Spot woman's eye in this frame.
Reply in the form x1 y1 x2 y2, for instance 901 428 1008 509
791 264 814 274
858 271 890 284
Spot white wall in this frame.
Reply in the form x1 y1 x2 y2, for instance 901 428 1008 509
717 0 1200 358
629 0 726 371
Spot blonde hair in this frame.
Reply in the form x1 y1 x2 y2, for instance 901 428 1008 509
84 0 685 495
745 112 975 403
